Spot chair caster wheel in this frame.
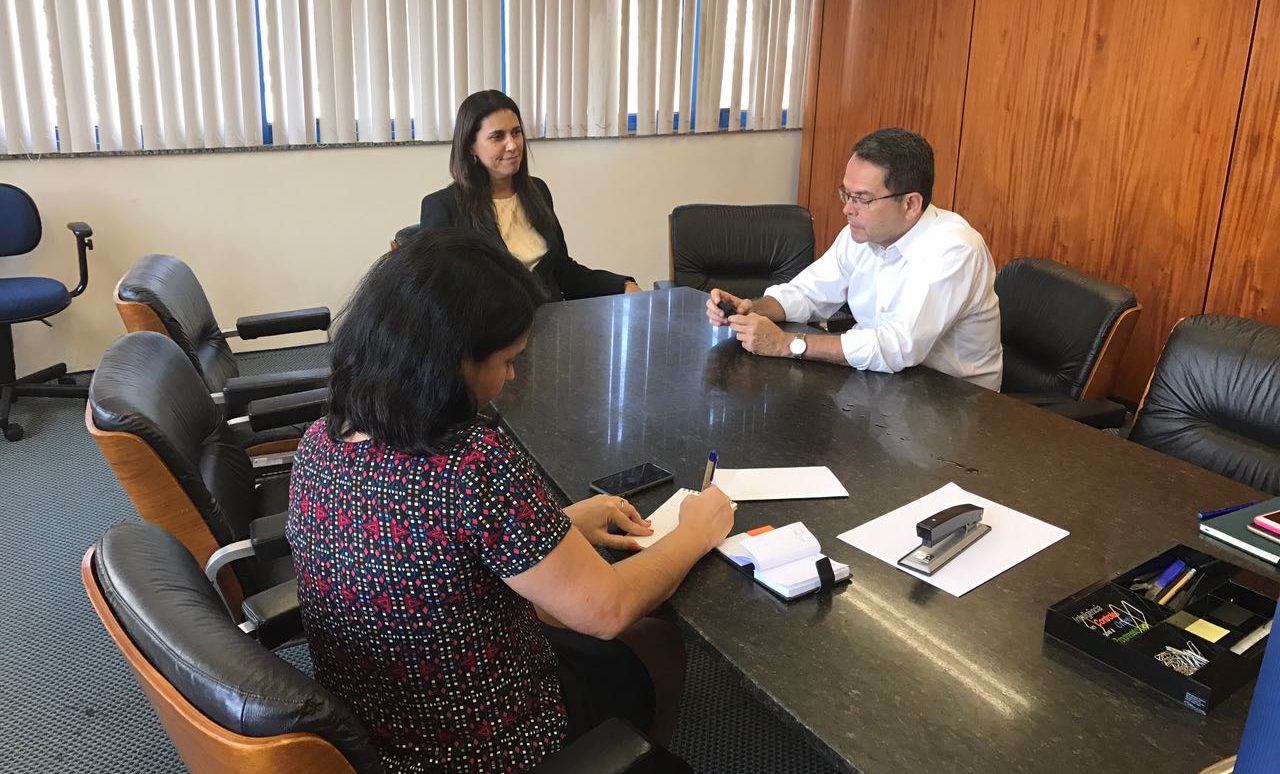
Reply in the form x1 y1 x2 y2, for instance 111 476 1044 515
3 423 24 441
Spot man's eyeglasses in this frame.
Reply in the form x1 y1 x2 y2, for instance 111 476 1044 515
836 187 907 209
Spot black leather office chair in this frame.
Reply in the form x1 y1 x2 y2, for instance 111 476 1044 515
1129 315 1280 495
0 183 94 441
87 331 320 618
85 521 686 774
114 253 329 421
996 257 1141 428
663 204 815 298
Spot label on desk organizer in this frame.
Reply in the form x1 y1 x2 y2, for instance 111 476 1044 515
1183 692 1208 714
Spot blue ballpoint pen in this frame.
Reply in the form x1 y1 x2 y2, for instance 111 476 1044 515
1197 501 1259 522
701 451 718 491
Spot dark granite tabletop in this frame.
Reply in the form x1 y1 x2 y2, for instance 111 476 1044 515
493 286 1271 773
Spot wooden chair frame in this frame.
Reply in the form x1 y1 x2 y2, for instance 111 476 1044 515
85 403 246 615
82 546 356 774
1079 303 1143 400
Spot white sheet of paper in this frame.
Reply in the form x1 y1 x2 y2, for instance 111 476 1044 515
633 489 737 549
837 482 1068 597
711 466 848 501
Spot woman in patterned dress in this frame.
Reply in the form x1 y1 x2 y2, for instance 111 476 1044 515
287 229 733 772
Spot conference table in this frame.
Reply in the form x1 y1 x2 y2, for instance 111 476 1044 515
492 286 1271 773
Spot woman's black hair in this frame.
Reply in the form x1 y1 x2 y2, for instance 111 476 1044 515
449 89 556 236
326 228 543 455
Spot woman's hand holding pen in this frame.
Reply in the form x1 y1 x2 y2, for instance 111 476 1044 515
565 494 653 551
678 486 735 552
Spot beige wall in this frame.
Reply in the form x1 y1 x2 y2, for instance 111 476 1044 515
1 129 801 374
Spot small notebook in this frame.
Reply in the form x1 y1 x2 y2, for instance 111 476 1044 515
1199 497 1280 566
632 489 738 549
715 522 850 600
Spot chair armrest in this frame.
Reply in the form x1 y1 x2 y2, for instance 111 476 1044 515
653 280 677 290
223 369 329 414
66 221 93 240
536 718 655 774
245 387 328 432
249 512 291 560
1010 393 1128 429
241 580 303 649
236 307 331 340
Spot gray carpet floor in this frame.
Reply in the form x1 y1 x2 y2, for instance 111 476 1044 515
0 344 841 773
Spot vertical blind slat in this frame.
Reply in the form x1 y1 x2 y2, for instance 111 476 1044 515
389 0 412 141
677 0 693 134
571 0 588 137
365 0 392 142
315 0 339 143
481 0 500 91
213 3 242 147
0 0 30 153
728 0 747 131
656 0 678 135
586 0 609 137
13 0 53 152
786 0 808 127
449 0 466 127
299 0 318 143
87 1 123 150
43 0 72 151
414 0 439 141
615 0 628 135
173 0 204 147
531 0 546 136
432 0 450 137
635 0 656 135
465 0 482 93
508 0 524 121
236 0 262 144
195 2 223 147
331 0 358 142
51 0 97 151
541 0 558 138
107 1 138 149
555 0 571 138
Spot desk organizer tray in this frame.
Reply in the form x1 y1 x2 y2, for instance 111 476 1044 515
1044 544 1278 714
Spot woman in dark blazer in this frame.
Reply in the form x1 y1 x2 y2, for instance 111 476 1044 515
420 90 641 301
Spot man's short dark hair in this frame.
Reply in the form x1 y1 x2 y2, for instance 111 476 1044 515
851 128 934 210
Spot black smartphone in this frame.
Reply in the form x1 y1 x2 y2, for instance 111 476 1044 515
589 463 675 497
717 299 738 318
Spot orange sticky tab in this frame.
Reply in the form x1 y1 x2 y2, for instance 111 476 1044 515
746 525 775 536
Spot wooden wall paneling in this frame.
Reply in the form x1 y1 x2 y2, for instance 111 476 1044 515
797 0 826 212
798 0 974 248
955 0 1256 401
1208 0 1280 324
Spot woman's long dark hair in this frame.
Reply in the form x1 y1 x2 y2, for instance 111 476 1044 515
326 229 543 455
449 90 556 236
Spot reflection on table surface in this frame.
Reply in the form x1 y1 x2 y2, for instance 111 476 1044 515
494 287 1268 774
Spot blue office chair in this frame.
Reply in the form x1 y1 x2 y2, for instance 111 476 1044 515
0 183 94 441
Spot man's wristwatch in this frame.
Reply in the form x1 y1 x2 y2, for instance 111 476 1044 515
789 333 808 359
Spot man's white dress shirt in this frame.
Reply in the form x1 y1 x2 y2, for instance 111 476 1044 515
764 205 1003 390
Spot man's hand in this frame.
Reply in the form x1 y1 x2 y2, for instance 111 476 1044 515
706 288 752 326
564 494 653 551
623 280 643 294
729 314 791 357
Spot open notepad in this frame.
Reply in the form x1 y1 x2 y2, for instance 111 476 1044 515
632 489 738 549
716 522 850 600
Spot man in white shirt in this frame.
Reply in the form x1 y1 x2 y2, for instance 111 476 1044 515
706 128 1003 391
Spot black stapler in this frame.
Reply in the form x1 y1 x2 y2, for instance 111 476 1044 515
897 503 990 575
